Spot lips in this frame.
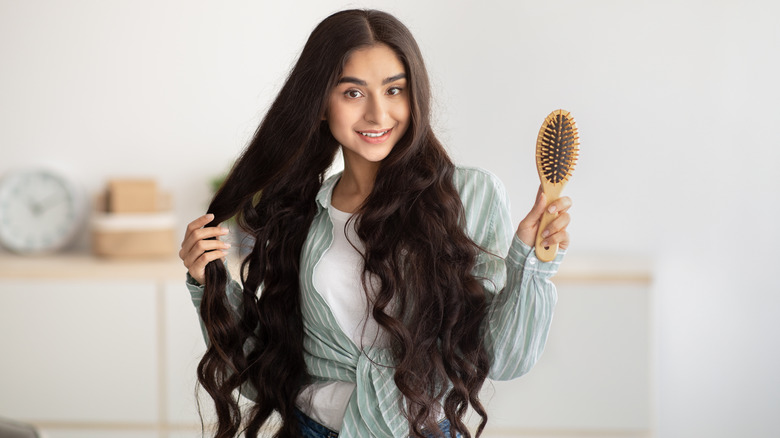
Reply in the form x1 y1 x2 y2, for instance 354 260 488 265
356 128 392 143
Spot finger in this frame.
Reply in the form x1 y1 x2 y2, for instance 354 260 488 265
530 185 547 217
181 239 231 267
550 230 571 250
546 196 573 215
179 229 229 265
540 229 570 250
184 214 215 237
540 212 570 240
516 186 549 247
520 186 547 227
180 226 230 259
181 214 215 252
192 250 229 274
184 226 230 249
182 216 221 249
559 230 570 250
189 250 229 285
186 247 229 274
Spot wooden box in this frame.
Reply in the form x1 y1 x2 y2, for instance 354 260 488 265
107 179 159 213
92 213 175 258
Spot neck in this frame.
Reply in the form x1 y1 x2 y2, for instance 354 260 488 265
332 158 379 213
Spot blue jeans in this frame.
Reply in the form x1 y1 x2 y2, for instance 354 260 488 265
295 408 339 438
294 408 462 438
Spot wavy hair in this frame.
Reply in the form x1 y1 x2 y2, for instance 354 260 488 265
197 9 489 438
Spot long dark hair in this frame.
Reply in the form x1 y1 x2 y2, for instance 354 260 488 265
198 9 490 438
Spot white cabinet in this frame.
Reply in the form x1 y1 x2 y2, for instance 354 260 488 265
0 255 206 438
0 279 159 423
482 282 651 436
162 280 212 427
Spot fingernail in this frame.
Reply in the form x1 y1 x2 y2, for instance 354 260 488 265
542 230 550 238
220 227 230 234
548 205 557 214
224 243 232 248
542 240 550 247
206 213 214 220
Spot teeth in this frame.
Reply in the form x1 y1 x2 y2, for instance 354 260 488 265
360 130 388 138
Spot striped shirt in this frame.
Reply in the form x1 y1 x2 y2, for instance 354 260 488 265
187 166 564 437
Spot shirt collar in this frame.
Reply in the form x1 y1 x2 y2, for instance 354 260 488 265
315 171 342 210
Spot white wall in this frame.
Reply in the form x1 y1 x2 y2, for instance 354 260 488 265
1 1 779 437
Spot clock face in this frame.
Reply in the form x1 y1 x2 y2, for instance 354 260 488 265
0 169 86 254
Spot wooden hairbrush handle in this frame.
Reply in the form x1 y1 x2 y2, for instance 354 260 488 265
534 109 579 262
534 185 563 262
535 211 559 262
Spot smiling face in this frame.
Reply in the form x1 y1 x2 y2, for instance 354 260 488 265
326 43 411 171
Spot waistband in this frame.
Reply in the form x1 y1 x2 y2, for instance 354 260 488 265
294 407 457 437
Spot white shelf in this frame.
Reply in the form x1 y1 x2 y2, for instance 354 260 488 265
0 251 652 284
0 252 184 280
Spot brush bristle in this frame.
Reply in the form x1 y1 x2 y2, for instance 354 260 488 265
537 110 579 184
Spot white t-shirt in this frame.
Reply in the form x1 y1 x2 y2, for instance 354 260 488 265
297 203 386 430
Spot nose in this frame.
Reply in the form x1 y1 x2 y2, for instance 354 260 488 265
364 95 388 125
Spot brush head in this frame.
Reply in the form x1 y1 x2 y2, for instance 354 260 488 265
536 109 579 185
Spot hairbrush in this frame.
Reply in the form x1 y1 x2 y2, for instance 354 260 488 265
535 109 579 262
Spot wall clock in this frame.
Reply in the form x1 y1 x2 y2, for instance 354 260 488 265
0 168 87 254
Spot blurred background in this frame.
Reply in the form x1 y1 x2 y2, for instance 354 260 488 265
1 0 778 437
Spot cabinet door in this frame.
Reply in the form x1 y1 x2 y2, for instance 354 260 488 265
163 280 212 426
482 283 651 434
0 280 159 423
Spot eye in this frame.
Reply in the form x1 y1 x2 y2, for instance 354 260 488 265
344 89 363 99
387 86 403 96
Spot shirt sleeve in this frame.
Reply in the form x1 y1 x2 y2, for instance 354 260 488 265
485 236 564 380
185 268 245 344
462 168 565 381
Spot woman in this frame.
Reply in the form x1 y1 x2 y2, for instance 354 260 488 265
179 9 571 438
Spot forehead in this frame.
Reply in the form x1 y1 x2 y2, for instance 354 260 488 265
341 44 406 79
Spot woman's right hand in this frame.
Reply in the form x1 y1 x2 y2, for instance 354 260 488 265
179 214 230 285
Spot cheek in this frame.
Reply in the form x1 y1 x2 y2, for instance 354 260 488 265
394 102 411 130
326 104 361 146
328 101 357 126
325 104 346 133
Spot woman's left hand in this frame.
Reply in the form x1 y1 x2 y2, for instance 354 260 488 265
516 185 572 251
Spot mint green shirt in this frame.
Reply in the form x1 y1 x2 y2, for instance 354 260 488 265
187 166 565 437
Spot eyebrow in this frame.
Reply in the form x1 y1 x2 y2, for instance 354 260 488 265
338 73 407 86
